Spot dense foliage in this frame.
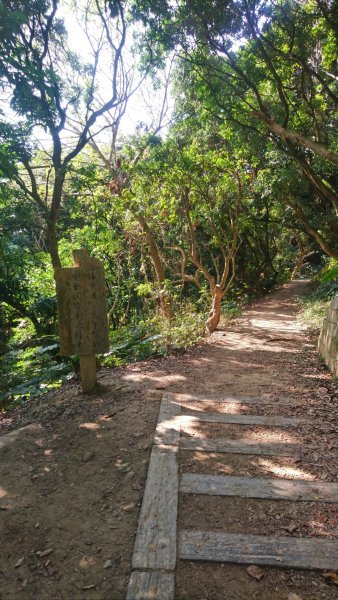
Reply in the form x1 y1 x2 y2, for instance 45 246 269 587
0 0 337 407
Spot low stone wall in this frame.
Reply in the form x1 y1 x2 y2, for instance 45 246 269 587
318 294 338 378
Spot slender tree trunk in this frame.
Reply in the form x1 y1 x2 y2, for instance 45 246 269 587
206 285 224 334
286 199 338 259
299 161 338 215
286 142 338 214
48 167 66 271
0 295 42 335
47 219 62 270
291 236 306 279
254 112 338 169
136 214 171 317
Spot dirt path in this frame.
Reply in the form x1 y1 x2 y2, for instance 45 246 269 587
1 280 338 600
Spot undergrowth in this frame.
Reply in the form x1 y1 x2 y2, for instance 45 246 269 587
0 304 207 409
101 305 206 368
0 297 247 410
298 259 338 331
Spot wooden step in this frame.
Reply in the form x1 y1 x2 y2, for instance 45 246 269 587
180 437 301 456
180 412 306 427
131 445 178 570
169 392 291 405
154 392 181 446
179 530 338 570
180 473 338 502
126 571 174 600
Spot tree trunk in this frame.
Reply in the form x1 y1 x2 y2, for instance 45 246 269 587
286 143 338 215
136 214 172 317
291 236 306 279
206 285 224 334
47 220 62 270
299 160 338 215
254 112 338 169
0 295 42 335
286 200 338 260
48 167 66 271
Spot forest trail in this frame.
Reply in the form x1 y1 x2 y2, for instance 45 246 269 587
1 281 338 600
128 280 338 600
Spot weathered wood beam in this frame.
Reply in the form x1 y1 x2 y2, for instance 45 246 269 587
180 437 301 456
131 445 178 570
179 530 338 570
180 473 338 502
154 392 181 446
179 412 307 427
126 571 175 600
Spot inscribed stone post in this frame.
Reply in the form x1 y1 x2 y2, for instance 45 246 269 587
318 294 338 378
55 249 110 391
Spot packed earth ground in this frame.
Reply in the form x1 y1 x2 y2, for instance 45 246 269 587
1 280 338 600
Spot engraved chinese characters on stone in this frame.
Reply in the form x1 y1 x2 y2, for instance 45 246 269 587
55 249 109 356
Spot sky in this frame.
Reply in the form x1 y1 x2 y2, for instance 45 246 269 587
62 4 174 139
0 1 174 161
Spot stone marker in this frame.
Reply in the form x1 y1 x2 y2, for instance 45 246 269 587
55 249 109 392
318 294 338 378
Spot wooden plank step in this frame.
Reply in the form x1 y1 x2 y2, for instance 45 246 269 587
131 445 178 570
154 392 181 446
180 474 338 502
180 412 306 428
126 571 174 600
179 530 338 570
180 437 300 456
169 392 290 405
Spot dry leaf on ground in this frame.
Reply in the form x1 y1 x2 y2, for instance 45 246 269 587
283 523 298 533
246 565 265 581
14 557 24 568
323 572 338 585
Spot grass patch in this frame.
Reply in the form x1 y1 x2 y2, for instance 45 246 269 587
297 260 338 331
221 301 243 324
101 306 206 367
298 296 329 331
